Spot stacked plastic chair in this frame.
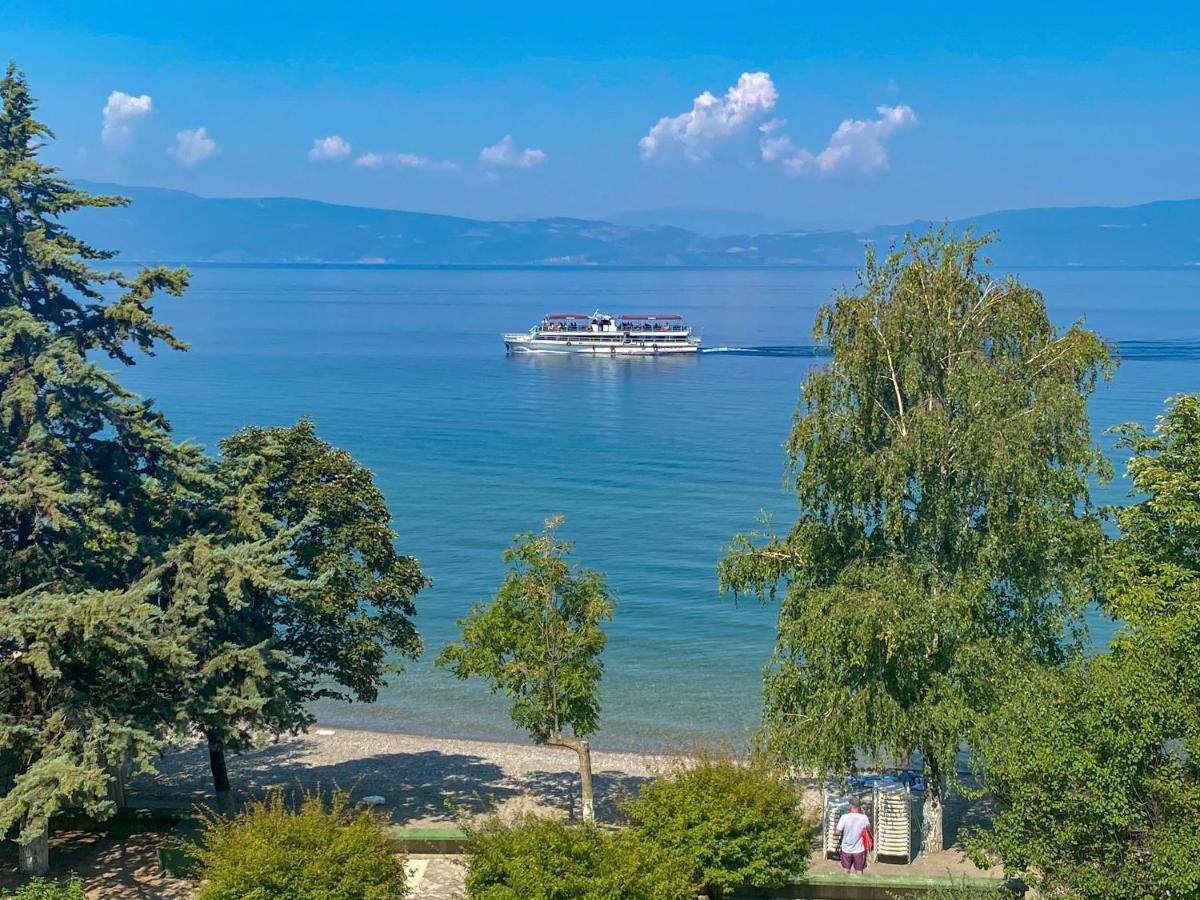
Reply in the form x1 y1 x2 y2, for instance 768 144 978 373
871 782 913 862
821 782 875 859
821 791 850 858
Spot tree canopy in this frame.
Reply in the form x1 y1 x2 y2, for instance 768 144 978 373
970 394 1200 897
164 421 430 810
719 230 1113 849
0 60 199 873
438 516 613 821
0 63 426 869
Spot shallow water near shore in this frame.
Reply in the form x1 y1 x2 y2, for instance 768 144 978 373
118 265 1200 751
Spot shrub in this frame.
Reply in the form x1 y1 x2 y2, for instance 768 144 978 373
463 813 693 900
0 878 86 900
623 753 813 899
194 789 408 900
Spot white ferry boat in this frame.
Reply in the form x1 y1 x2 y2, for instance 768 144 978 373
503 311 701 355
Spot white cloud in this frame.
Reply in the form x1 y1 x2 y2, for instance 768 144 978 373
639 72 777 160
355 151 456 171
761 105 916 176
172 127 218 166
309 135 351 160
101 91 152 146
479 135 547 168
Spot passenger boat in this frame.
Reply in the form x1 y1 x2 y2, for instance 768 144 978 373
503 311 701 355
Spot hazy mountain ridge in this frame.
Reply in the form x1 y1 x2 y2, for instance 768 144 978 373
71 182 1200 267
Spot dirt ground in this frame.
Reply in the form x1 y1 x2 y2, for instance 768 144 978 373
0 830 193 899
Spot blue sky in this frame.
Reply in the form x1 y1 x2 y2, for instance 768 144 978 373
6 0 1199 226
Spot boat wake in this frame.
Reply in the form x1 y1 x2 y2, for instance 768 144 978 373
703 340 1200 362
701 345 828 358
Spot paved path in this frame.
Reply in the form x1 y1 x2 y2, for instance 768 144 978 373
409 855 466 899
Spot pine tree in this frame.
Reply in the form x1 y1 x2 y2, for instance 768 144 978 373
0 63 430 866
0 62 195 873
167 420 429 814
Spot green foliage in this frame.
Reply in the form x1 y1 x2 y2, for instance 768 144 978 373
623 754 812 899
899 879 1012 899
970 395 1200 898
0 62 426 867
165 419 430 762
0 61 198 858
0 877 86 900
719 231 1112 822
437 516 613 743
194 790 408 900
219 419 428 704
463 814 693 900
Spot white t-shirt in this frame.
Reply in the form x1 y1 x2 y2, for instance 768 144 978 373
836 811 870 853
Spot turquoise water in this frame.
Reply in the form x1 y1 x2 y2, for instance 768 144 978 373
119 266 1200 750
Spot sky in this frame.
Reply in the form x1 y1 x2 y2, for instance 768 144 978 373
5 0 1199 227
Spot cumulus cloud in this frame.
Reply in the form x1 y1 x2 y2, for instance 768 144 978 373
309 135 351 160
639 72 777 160
761 105 916 175
101 91 152 146
172 127 218 165
479 135 547 168
355 151 455 170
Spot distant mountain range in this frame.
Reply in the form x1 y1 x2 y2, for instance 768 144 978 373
605 208 806 238
70 182 1200 268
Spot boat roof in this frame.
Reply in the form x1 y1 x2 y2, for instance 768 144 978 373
544 313 592 320
618 314 683 320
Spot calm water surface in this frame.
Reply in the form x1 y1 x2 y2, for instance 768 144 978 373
119 267 1200 749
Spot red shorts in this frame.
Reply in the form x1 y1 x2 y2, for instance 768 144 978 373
840 850 866 871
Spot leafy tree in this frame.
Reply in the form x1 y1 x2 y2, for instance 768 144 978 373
0 61 196 873
463 814 693 900
165 420 429 813
719 231 1112 850
969 395 1200 897
194 789 409 900
438 517 613 823
623 753 813 899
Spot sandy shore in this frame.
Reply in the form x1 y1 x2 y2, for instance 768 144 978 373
128 727 677 825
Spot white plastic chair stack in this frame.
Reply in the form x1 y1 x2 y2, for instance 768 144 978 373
871 782 913 863
822 792 849 857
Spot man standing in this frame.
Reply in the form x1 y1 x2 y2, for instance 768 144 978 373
836 799 871 874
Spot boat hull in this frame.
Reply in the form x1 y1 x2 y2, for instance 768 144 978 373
503 335 700 355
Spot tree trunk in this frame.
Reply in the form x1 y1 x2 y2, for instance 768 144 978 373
920 754 944 853
575 740 595 825
548 734 596 824
208 738 235 816
104 750 128 808
18 817 49 875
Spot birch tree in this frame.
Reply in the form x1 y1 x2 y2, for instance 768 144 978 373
438 516 613 823
719 230 1112 851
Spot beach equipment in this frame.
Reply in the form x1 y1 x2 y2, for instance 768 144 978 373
871 781 914 862
821 783 874 858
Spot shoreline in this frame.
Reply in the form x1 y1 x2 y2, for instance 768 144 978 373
128 726 681 826
307 711 758 757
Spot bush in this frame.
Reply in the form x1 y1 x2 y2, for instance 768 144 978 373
194 789 408 900
0 878 86 900
463 813 694 900
623 753 813 899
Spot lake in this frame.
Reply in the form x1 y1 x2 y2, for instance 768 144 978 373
118 266 1200 750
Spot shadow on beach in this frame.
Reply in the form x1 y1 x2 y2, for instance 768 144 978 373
126 736 653 825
